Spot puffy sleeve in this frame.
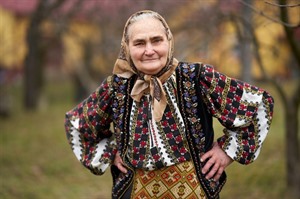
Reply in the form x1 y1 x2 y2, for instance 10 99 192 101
64 76 117 175
198 64 274 164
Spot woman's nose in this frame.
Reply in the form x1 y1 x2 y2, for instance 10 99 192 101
145 43 155 55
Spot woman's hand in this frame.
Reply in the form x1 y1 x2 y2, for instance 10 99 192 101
114 152 128 173
201 142 233 181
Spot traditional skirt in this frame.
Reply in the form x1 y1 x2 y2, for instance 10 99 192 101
130 160 207 199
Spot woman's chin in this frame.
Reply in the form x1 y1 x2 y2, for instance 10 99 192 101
138 65 163 75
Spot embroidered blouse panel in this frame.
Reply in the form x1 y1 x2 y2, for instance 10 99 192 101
127 74 191 170
64 63 274 175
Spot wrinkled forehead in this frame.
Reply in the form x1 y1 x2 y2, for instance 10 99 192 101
127 18 166 41
124 11 171 43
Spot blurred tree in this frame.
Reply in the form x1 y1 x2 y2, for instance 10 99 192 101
277 0 300 198
238 0 300 198
24 0 66 109
239 0 253 83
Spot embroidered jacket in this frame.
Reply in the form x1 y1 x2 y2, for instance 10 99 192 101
65 62 274 198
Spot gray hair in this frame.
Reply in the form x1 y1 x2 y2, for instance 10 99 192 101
124 11 169 43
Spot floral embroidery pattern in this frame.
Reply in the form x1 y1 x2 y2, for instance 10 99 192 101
199 64 274 164
127 83 191 170
65 77 116 174
64 62 274 199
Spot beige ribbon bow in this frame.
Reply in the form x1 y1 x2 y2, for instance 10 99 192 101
131 75 168 121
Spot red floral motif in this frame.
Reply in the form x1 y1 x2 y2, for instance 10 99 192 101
242 140 249 146
171 145 178 151
249 132 255 139
91 93 97 99
178 156 186 162
135 134 141 140
138 107 143 113
87 101 93 108
226 98 233 105
142 128 148 134
217 97 222 104
244 83 251 89
139 154 145 160
229 86 237 93
179 147 187 154
249 145 256 152
132 160 138 166
153 154 160 161
166 133 173 139
165 111 172 118
246 111 252 117
103 152 110 158
136 120 142 127
133 147 139 154
215 85 223 93
234 94 241 101
101 117 107 124
239 104 247 111
170 124 177 131
223 109 229 115
161 120 168 127
140 141 147 148
237 83 243 90
242 151 249 159
232 107 238 114
175 136 183 143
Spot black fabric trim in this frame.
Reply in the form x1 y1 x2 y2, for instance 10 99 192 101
175 62 226 199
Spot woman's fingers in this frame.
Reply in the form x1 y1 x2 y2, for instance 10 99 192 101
117 162 128 174
114 152 128 173
201 151 214 174
213 166 225 181
204 161 220 180
201 142 233 181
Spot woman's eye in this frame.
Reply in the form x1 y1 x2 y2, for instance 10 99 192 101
153 39 162 43
135 42 144 46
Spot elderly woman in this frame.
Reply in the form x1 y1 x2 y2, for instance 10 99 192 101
64 10 274 199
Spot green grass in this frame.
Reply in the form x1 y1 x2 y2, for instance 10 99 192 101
0 79 288 199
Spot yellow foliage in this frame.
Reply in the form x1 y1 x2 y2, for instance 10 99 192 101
169 0 217 30
208 21 241 77
255 23 289 78
0 7 28 69
62 21 101 71
0 0 296 79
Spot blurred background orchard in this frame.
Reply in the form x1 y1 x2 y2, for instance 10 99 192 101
0 0 299 198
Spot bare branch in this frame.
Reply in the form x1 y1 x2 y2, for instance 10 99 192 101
264 1 300 8
238 0 300 28
43 0 67 18
229 14 288 105
279 0 300 69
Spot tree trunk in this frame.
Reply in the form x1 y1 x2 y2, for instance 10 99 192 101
285 91 300 198
277 0 300 198
240 0 253 83
24 0 66 109
24 15 45 109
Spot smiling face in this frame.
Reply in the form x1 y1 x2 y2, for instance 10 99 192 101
127 17 169 75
